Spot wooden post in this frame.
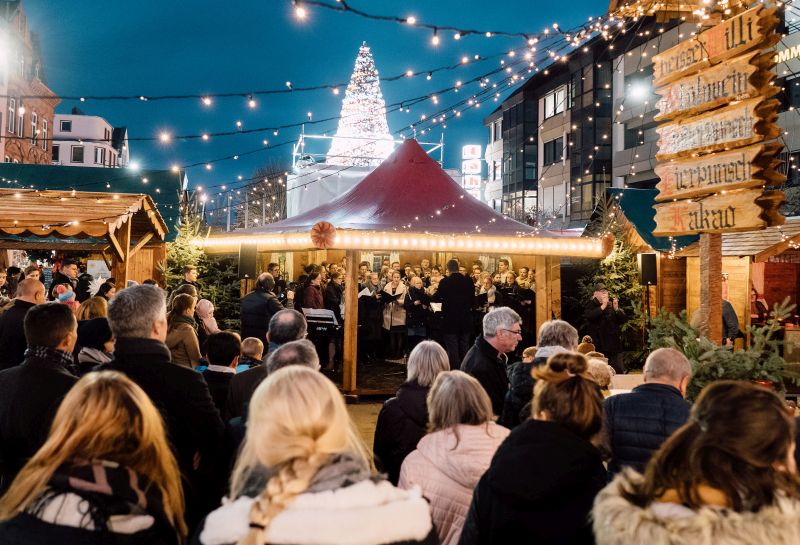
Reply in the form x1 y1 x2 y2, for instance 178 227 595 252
699 233 723 344
152 243 167 288
535 255 548 335
109 220 131 292
548 256 561 320
342 249 359 393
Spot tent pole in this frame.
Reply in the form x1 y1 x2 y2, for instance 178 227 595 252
343 249 359 393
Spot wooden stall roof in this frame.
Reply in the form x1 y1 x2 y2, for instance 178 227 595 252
0 189 168 242
677 216 800 262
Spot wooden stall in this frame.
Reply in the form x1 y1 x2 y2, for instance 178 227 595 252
0 189 169 288
202 139 610 394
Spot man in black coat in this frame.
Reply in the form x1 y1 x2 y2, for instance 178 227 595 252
240 273 285 341
226 309 307 420
604 347 692 477
432 259 477 369
201 331 242 417
0 278 45 370
461 307 522 417
47 258 79 300
585 283 626 372
103 284 224 528
0 303 78 492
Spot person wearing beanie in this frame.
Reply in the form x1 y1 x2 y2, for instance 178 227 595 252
576 335 595 355
76 317 114 375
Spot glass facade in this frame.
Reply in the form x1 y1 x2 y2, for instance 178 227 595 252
500 96 537 221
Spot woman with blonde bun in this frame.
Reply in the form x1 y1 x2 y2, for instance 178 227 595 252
0 371 186 544
197 366 436 545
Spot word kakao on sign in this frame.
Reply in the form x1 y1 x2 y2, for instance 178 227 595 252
654 143 783 201
652 5 780 86
652 189 784 237
656 97 779 160
655 51 777 120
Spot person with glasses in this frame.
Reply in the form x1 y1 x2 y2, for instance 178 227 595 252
461 307 522 417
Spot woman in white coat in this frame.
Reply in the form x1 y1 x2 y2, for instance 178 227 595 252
399 370 509 545
382 271 407 359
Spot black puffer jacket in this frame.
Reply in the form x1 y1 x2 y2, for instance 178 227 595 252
373 380 429 485
459 419 606 545
240 287 284 341
604 383 690 477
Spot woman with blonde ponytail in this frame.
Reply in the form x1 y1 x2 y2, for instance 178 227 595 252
459 351 607 545
0 371 186 545
197 366 436 545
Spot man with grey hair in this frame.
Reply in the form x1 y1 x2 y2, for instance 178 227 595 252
461 307 522 416
104 284 224 522
500 319 579 428
265 338 320 374
226 309 308 420
604 347 692 477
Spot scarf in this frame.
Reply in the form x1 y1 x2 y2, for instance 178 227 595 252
25 345 75 370
30 459 176 539
535 345 569 361
78 347 113 365
238 453 373 498
171 315 197 332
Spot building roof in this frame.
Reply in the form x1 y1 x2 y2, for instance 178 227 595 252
204 139 605 257
0 189 167 249
677 216 800 262
0 163 183 238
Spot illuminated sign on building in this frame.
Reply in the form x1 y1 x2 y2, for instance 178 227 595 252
460 144 484 201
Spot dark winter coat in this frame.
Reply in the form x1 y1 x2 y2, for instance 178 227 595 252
0 350 78 491
324 281 344 324
0 299 36 370
499 359 535 429
433 272 477 335
302 284 324 310
461 336 509 417
202 368 235 418
373 380 430 485
358 285 383 341
604 383 690 477
404 287 430 329
240 287 284 341
584 298 626 355
459 419 607 545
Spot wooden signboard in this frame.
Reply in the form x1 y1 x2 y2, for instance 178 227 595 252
655 51 777 121
654 142 784 201
656 97 780 161
653 189 784 237
652 5 781 86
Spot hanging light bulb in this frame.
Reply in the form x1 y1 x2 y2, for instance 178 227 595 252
406 15 417 25
431 29 440 46
247 96 257 108
294 1 307 19
159 132 171 143
201 96 212 106
454 32 461 40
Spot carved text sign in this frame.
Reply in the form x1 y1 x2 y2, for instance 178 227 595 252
654 143 783 201
653 189 784 237
653 5 780 86
656 97 779 160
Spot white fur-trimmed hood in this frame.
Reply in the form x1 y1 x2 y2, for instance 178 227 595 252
593 470 800 545
199 478 433 545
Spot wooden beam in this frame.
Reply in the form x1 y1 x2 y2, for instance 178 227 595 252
107 228 125 262
151 243 167 288
535 255 548 336
110 219 132 291
699 233 723 344
128 232 154 259
342 249 359 393
100 249 113 272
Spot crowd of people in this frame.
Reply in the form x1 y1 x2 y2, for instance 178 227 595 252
0 257 798 544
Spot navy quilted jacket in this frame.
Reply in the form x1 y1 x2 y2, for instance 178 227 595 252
604 383 690 477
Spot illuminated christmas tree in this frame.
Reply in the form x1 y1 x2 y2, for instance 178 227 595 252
327 43 394 166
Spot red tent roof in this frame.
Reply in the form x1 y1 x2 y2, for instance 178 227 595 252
242 139 570 238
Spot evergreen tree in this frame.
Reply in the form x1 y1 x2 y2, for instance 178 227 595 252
327 42 393 166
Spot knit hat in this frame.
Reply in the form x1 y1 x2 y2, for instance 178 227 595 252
577 341 596 354
78 317 113 350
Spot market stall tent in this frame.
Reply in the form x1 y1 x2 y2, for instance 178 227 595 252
200 139 609 392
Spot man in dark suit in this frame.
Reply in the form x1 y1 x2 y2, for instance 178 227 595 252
432 259 477 369
0 278 46 370
0 303 78 491
226 309 307 420
104 284 224 528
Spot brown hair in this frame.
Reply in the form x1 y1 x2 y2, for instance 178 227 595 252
167 293 195 330
621 380 800 512
76 296 108 320
531 351 603 441
427 370 494 434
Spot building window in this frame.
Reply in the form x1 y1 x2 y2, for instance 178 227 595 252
42 120 48 151
7 98 14 134
94 147 106 165
52 145 60 163
543 84 570 119
493 120 503 142
543 137 564 166
31 112 37 145
17 109 23 137
71 145 84 163
60 120 72 132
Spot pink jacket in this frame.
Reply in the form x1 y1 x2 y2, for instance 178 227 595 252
399 423 510 545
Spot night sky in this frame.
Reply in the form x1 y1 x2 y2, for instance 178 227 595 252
23 0 606 193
